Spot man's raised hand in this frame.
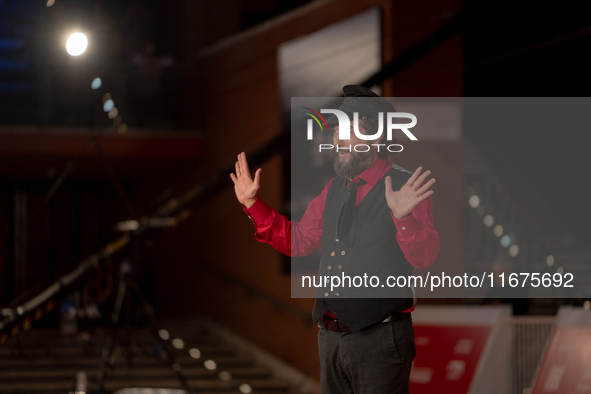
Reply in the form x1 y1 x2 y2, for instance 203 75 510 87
385 166 435 220
230 152 262 209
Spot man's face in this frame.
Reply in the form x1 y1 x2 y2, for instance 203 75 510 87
333 119 379 179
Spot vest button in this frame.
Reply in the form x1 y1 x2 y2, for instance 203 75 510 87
327 265 332 270
335 238 339 242
324 292 329 297
402 226 406 230
331 252 335 256
335 293 339 297
341 251 346 255
338 265 342 269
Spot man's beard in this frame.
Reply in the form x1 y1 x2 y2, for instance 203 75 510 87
333 151 374 179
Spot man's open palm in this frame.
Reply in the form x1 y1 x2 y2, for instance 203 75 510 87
385 166 435 220
230 152 261 208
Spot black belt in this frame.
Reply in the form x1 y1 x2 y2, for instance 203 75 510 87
318 313 410 332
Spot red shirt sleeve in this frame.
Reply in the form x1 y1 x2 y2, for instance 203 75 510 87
390 195 440 270
243 179 334 257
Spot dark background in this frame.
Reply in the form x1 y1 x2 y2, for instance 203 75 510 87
1 0 590 379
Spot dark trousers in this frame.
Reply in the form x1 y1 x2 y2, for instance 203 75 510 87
318 318 416 394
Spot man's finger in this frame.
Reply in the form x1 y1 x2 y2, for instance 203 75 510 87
235 161 241 177
413 170 432 190
417 189 434 202
240 152 251 178
254 168 262 188
416 178 436 196
406 166 422 186
384 176 392 192
230 173 237 184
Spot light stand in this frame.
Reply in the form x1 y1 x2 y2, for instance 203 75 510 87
94 234 192 394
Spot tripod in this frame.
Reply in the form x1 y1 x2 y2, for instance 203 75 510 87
94 237 193 393
82 138 192 393
17 77 193 391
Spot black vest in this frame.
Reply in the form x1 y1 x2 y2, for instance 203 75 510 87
311 165 415 330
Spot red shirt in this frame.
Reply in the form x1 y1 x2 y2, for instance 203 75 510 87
243 158 440 315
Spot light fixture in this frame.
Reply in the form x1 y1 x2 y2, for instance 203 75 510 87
66 33 88 56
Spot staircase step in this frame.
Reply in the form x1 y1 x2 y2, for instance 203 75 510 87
2 304 314 392
0 344 236 358
0 367 271 381
0 378 291 393
0 355 255 370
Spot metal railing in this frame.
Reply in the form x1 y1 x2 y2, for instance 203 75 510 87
511 316 555 394
0 131 289 343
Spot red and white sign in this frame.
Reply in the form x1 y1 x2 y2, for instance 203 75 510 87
532 326 591 394
409 325 490 394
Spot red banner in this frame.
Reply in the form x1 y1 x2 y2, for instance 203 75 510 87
532 326 591 394
409 325 491 394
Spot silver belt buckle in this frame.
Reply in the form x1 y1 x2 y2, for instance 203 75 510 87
382 315 393 323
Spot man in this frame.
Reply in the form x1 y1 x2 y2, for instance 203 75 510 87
230 85 439 393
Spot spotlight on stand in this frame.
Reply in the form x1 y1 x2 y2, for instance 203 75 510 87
66 33 88 56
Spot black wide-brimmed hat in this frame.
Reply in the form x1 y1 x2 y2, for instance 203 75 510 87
325 85 396 126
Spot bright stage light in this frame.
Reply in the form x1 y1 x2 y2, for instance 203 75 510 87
66 33 88 56
91 77 102 89
103 99 114 112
